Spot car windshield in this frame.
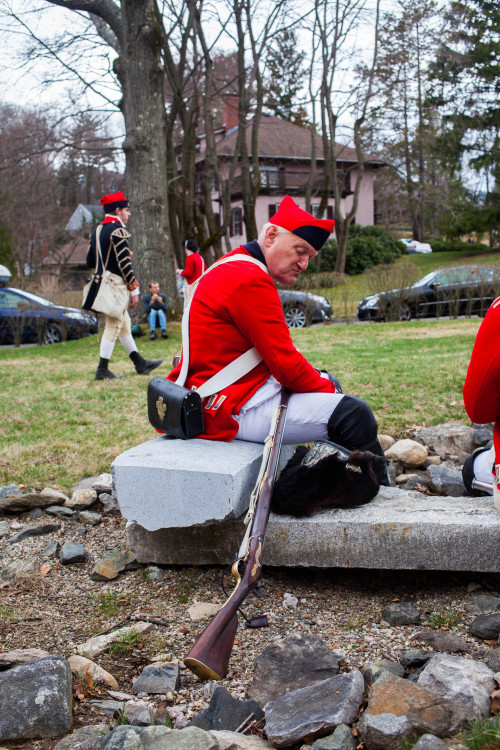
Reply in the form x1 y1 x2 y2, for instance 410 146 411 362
13 290 54 306
412 271 439 288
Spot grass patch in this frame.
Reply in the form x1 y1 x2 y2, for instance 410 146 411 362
110 628 141 656
91 591 126 618
0 316 480 489
426 607 462 630
462 714 500 750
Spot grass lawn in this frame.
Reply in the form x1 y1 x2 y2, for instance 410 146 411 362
0 316 481 492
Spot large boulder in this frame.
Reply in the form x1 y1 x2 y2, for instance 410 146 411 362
0 655 72 741
417 653 495 719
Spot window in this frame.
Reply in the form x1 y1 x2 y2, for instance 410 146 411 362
261 167 279 188
230 207 243 237
311 205 334 220
268 203 280 220
0 290 26 309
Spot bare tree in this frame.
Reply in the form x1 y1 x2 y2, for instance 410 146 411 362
312 0 381 277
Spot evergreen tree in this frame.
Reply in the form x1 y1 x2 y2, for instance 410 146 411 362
264 30 309 126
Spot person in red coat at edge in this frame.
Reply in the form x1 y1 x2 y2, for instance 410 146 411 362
463 298 500 508
86 191 163 380
176 239 206 286
167 196 388 484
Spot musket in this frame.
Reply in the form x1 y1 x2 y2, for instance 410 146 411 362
184 388 291 681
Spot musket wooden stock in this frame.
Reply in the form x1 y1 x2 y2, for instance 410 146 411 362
184 389 290 680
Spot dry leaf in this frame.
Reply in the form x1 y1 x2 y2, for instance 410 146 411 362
40 563 50 576
491 689 500 715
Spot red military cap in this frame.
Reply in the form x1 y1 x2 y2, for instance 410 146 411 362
270 196 335 251
100 191 129 213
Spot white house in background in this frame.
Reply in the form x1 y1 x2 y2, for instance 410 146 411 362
65 204 103 232
193 103 385 250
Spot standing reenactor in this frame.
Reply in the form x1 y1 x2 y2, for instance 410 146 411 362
85 191 163 380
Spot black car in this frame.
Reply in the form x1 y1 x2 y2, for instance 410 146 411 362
0 287 98 345
357 265 500 322
278 289 333 328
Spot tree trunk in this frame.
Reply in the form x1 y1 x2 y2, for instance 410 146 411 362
114 0 179 309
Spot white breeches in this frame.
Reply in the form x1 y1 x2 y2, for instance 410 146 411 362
235 375 344 444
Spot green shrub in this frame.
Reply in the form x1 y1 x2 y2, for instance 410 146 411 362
430 238 491 253
309 225 401 275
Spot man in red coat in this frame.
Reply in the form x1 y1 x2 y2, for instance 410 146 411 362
177 240 206 286
168 197 387 483
463 298 500 507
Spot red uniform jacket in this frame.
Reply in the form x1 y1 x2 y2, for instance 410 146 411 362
180 252 205 285
167 245 334 441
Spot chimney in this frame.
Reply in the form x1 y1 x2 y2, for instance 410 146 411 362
222 94 239 133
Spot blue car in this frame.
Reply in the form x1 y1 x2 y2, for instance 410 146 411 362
0 287 98 345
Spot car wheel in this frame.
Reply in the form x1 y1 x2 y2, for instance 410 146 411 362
43 323 63 345
283 303 312 328
398 304 412 322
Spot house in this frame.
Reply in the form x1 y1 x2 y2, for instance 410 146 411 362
65 204 103 232
194 106 385 249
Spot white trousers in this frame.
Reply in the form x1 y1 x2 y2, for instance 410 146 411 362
235 375 344 444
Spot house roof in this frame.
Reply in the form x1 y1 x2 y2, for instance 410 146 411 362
65 204 103 232
212 115 383 165
43 236 89 266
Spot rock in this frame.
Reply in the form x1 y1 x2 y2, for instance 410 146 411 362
469 612 500 640
412 630 471 653
0 557 40 584
413 423 476 463
210 729 275 748
0 655 73 741
427 465 466 497
143 565 165 582
412 735 449 750
311 724 357 749
466 594 500 614
417 653 495 719
29 507 44 519
132 663 179 694
68 655 119 690
0 648 51 667
357 672 465 750
69 489 98 509
40 487 69 503
99 493 120 514
0 482 23 498
77 622 153 659
385 439 428 468
249 632 342 706
90 543 137 581
89 700 126 716
9 522 60 544
422 456 441 468
360 659 405 687
53 724 109 750
474 426 493 446
78 511 102 526
187 601 221 621
45 505 76 517
60 541 86 565
92 473 113 493
378 435 395 451
0 520 10 537
404 472 433 492
381 602 421 625
43 540 60 557
399 650 433 669
124 700 155 726
190 686 264 731
0 491 64 512
265 672 364 748
484 650 500 672
101 725 210 749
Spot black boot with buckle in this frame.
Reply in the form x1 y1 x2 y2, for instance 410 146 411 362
129 351 163 375
95 357 124 381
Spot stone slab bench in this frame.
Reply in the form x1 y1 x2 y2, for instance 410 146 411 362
112 440 500 572
111 436 294 530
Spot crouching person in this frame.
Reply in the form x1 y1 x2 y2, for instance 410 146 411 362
166 196 388 514
463 298 500 507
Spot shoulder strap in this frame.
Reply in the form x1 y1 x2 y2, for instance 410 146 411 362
175 254 269 395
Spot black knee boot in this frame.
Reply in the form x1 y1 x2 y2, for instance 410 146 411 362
95 357 123 380
327 395 389 486
129 351 163 375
